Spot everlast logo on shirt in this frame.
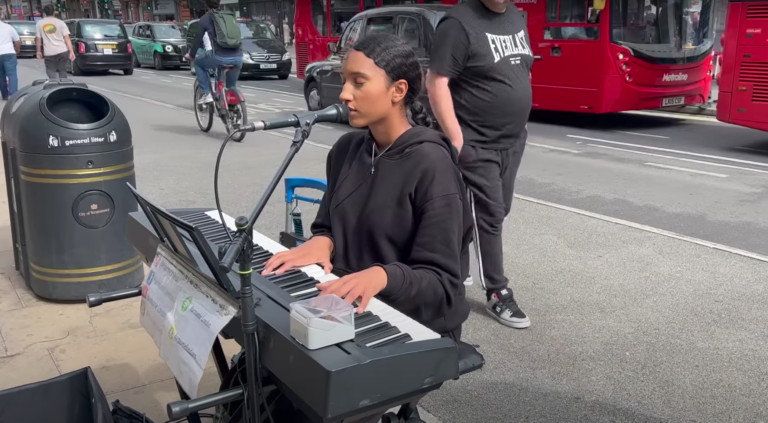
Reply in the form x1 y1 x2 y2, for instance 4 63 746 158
486 30 533 64
662 72 688 82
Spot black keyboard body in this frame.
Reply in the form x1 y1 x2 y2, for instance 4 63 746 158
126 208 460 423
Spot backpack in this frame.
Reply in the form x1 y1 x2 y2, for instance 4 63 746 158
209 10 242 49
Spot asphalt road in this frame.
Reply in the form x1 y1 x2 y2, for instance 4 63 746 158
12 60 768 423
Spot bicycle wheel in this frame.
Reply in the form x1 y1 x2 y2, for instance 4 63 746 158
229 100 247 143
194 81 214 133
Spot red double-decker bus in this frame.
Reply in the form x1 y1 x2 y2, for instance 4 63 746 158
294 0 717 113
716 0 768 132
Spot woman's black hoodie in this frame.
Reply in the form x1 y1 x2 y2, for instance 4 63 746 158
311 126 472 334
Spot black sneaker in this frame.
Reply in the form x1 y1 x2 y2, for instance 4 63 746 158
486 288 530 329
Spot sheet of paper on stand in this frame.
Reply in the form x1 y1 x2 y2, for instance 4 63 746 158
140 244 238 398
290 295 355 350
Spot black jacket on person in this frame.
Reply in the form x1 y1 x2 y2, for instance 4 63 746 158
311 126 472 334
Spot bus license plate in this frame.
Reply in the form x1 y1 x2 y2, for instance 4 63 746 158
662 97 685 107
260 64 277 69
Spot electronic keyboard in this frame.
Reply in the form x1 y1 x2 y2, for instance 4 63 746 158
126 208 460 423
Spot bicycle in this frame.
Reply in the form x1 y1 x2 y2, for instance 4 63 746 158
193 64 248 142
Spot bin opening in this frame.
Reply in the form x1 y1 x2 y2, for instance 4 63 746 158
45 87 110 125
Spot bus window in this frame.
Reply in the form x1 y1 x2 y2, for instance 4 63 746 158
383 0 418 4
312 0 329 37
363 0 377 9
332 0 360 36
545 0 600 40
365 16 397 35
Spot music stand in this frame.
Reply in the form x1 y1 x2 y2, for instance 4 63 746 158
126 183 238 298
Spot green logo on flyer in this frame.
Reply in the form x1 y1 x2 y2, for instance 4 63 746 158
181 296 192 312
168 325 176 341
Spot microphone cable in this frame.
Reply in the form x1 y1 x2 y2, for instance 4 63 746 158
212 126 276 423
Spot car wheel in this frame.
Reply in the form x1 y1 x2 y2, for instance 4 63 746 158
132 53 141 68
123 68 134 75
305 81 322 111
154 53 165 70
278 72 290 80
71 59 83 76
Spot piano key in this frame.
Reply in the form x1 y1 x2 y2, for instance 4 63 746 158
358 327 401 345
294 291 320 301
354 322 391 341
371 333 412 347
285 281 319 295
269 272 310 285
291 287 318 297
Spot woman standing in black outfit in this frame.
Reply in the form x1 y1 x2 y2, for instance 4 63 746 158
262 34 472 342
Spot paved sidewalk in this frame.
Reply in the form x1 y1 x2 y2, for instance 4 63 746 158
0 160 244 420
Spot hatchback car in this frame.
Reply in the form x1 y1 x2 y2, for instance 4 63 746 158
65 19 133 75
130 22 188 70
185 17 292 80
8 21 37 58
303 5 447 112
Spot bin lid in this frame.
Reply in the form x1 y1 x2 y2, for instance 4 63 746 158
7 80 132 155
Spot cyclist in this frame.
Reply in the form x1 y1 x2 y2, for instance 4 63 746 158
187 0 243 105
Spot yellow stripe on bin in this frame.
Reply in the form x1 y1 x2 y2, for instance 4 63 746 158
30 256 141 274
20 170 135 184
31 262 144 283
20 162 134 175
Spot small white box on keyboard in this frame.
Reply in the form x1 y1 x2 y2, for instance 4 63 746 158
289 295 355 350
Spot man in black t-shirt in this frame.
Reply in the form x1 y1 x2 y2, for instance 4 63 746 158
427 0 532 329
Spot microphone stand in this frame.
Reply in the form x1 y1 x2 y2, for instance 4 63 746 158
218 116 317 423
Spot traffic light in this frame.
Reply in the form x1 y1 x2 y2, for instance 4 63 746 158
147 4 151 10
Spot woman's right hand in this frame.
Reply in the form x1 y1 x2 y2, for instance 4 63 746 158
261 236 334 276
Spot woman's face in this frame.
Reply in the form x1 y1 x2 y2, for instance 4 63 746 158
339 50 407 128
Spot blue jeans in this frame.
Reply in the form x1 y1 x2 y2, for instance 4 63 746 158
0 53 18 99
193 49 243 95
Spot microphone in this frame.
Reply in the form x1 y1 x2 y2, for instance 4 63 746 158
240 104 349 132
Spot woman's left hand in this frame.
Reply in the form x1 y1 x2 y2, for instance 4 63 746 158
317 266 387 313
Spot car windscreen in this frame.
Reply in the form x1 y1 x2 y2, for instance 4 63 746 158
238 21 277 40
81 22 127 39
10 22 36 35
153 24 182 39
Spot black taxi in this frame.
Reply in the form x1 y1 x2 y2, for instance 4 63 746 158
65 19 133 75
303 5 448 111
7 21 37 57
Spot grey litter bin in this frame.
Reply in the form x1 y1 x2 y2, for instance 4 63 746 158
2 79 48 273
2 79 143 301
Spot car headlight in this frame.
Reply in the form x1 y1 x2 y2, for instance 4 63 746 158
243 52 253 62
165 45 173 53
282 52 291 61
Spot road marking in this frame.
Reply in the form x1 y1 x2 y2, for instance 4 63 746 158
623 110 720 123
586 143 768 175
616 131 670 139
141 76 150 79
243 92 255 97
315 124 335 130
274 84 290 87
90 85 192 114
241 85 302 98
265 131 331 149
735 146 768 153
271 98 294 103
644 162 728 178
161 79 172 83
182 82 192 86
529 142 580 153
134 69 155 74
569 135 768 168
169 74 195 80
516 194 768 264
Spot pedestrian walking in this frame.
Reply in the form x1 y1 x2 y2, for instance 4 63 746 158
427 0 534 329
35 4 76 79
0 18 20 100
